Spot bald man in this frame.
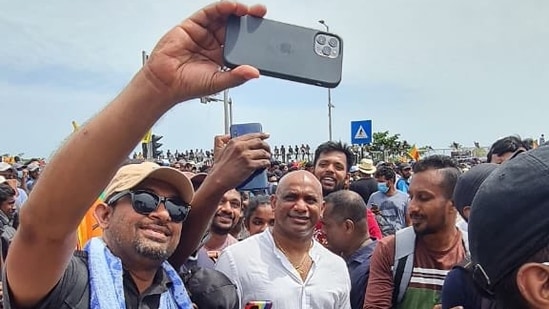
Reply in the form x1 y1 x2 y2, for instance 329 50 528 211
322 191 377 309
216 170 351 308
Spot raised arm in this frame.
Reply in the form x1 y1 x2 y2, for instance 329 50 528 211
169 134 271 268
5 2 265 307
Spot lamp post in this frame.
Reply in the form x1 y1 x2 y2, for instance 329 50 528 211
142 51 153 159
318 20 334 141
200 91 233 134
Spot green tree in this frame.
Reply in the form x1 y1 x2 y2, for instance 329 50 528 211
366 131 411 162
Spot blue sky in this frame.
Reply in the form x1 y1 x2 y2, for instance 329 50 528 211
2 0 548 158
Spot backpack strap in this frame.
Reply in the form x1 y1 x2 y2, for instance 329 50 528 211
459 229 469 255
392 226 416 306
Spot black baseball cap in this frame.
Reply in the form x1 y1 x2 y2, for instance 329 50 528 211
452 163 498 215
469 145 549 293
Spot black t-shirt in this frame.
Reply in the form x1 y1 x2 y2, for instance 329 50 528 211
3 251 171 309
349 177 378 204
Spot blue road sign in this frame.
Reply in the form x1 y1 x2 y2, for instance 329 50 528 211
351 120 372 145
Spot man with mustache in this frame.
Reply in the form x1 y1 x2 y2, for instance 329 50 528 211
196 189 242 268
2 2 272 308
312 141 383 244
364 155 467 309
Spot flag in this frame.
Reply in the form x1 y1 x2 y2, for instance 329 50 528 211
141 129 152 144
408 145 420 161
76 192 105 250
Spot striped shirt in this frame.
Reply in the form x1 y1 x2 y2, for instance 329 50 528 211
364 229 466 309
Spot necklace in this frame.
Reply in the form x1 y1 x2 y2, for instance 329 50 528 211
273 237 313 275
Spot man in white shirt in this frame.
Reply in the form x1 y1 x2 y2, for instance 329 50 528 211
216 170 351 308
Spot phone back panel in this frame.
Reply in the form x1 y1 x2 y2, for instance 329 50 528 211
224 15 343 88
229 123 268 191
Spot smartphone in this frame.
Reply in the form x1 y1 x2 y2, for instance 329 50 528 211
230 123 269 191
244 300 273 309
224 15 343 88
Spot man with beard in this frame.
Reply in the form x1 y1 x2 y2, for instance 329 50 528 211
2 2 272 308
313 141 354 196
312 141 382 243
196 189 241 268
364 155 467 309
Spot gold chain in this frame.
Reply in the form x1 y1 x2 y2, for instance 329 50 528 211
274 237 313 275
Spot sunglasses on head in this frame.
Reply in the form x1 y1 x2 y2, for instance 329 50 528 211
107 190 191 223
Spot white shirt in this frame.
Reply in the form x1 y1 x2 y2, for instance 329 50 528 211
216 229 351 309
456 213 468 233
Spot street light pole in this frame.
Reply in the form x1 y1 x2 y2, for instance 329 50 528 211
318 20 334 141
201 91 233 134
223 89 230 134
228 97 233 129
142 51 153 159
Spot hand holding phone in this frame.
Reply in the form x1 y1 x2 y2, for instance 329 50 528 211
230 123 269 191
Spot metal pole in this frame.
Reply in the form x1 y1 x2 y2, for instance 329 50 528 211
142 51 153 160
228 98 233 128
328 88 333 141
318 21 333 141
223 89 230 134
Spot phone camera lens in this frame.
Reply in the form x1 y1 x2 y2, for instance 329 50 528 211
322 46 332 56
328 38 338 48
316 35 326 45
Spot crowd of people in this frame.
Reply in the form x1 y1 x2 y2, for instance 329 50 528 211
1 2 548 309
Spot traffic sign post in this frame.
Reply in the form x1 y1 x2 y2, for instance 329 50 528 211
351 120 372 145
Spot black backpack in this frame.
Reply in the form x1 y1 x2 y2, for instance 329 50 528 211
181 266 239 309
450 257 499 309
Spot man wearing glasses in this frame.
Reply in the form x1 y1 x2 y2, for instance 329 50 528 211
2 2 272 309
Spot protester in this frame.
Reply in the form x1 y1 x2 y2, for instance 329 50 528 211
195 189 241 268
216 170 351 308
469 145 549 309
486 135 530 164
243 195 274 236
349 158 378 205
367 166 409 235
365 155 467 309
0 183 16 259
312 141 383 244
3 2 271 308
395 163 412 193
323 190 377 309
440 163 499 309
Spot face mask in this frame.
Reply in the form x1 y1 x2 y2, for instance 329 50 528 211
378 182 389 194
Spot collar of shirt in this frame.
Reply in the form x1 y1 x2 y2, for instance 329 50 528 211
122 266 173 297
346 239 377 265
267 229 322 265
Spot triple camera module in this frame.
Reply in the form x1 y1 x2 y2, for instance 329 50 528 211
314 33 340 59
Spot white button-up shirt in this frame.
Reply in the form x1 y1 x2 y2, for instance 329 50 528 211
216 229 352 309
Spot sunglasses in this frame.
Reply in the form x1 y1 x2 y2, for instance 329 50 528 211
107 190 191 223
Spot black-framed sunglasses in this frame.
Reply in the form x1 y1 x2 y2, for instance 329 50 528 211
107 190 191 223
